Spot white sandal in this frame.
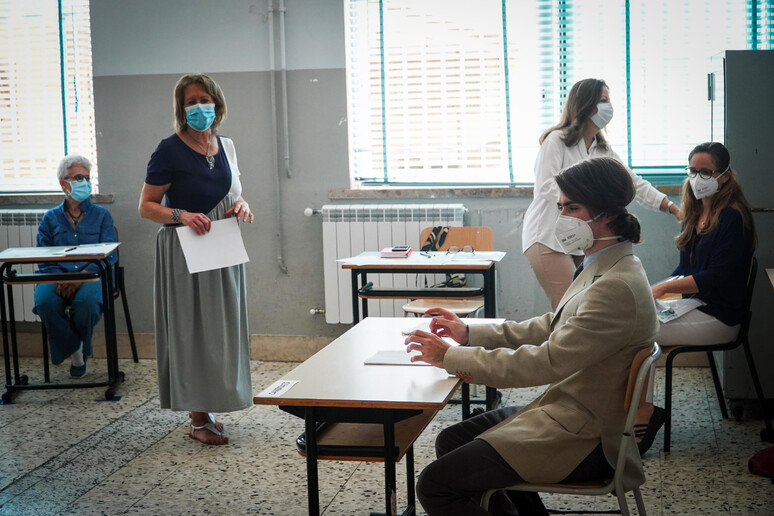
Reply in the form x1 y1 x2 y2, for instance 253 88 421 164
188 413 227 444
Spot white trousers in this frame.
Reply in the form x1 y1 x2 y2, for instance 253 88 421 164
646 308 740 403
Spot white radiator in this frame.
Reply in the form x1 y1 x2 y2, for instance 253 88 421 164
321 203 465 324
0 209 46 322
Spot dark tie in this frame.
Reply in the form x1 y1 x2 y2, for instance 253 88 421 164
573 263 584 280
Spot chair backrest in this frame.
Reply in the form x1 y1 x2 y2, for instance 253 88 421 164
418 226 494 252
617 342 661 482
744 256 758 311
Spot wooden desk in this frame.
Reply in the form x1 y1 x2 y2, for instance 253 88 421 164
340 252 505 418
254 317 502 516
0 244 124 401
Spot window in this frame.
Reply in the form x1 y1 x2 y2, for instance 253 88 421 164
345 0 773 187
0 0 97 194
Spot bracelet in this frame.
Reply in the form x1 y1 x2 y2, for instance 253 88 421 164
170 208 186 223
664 200 675 213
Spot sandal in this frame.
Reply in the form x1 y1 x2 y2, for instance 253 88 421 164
188 413 228 445
636 406 665 456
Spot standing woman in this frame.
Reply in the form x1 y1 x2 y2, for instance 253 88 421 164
636 142 757 454
139 73 254 445
523 78 680 309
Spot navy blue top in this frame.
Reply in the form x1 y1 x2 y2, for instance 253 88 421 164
673 206 754 326
36 198 118 274
145 134 232 214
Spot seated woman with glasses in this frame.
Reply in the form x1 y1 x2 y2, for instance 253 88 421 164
33 155 117 378
635 142 757 455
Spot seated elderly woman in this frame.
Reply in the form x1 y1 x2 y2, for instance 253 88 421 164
33 155 117 378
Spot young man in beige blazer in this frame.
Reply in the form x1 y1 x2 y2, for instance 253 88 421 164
405 156 659 516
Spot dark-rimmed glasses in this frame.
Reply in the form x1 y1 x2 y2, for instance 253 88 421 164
685 167 719 180
447 245 474 255
65 174 91 182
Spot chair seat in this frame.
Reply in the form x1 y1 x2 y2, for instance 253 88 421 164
402 298 484 316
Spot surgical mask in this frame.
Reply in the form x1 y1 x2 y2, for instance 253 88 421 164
67 179 92 202
554 213 620 253
590 102 614 129
689 167 728 199
185 103 216 132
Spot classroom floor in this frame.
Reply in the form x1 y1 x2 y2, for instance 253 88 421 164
0 357 771 516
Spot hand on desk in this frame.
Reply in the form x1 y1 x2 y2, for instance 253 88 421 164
404 307 469 368
56 282 82 302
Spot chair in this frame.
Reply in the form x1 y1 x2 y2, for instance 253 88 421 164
480 342 662 516
402 226 494 317
662 257 774 452
41 231 138 382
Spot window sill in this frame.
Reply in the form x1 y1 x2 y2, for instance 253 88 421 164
330 184 681 200
0 193 114 206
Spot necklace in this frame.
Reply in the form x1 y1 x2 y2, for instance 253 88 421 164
65 204 83 228
190 132 214 169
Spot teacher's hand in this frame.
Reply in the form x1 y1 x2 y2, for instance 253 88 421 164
426 307 469 345
181 211 211 235
225 200 254 223
404 330 451 368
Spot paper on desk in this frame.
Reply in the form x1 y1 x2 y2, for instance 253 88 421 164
364 350 432 366
176 217 249 274
449 251 506 262
62 242 120 255
258 379 299 397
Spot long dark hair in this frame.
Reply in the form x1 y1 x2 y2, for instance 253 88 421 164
676 142 756 250
555 156 641 243
540 78 609 150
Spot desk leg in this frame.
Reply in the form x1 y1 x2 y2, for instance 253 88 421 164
351 270 360 324
383 410 397 516
0 277 12 399
305 407 320 515
461 383 471 419
405 445 416 515
482 266 500 412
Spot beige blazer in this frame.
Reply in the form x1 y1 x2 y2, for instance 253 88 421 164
444 242 658 489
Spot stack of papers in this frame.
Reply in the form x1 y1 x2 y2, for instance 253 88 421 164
380 246 412 258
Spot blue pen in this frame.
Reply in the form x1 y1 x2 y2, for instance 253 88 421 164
64 246 77 252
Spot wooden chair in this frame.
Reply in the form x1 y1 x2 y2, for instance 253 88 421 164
402 226 494 317
662 257 774 451
480 343 662 516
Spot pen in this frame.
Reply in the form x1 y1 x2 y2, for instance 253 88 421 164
420 251 431 258
64 246 77 252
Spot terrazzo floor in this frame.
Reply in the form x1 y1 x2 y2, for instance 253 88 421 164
0 357 772 515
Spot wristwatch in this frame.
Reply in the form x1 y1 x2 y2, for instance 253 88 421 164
171 208 185 223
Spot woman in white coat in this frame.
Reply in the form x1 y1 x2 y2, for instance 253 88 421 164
523 78 680 309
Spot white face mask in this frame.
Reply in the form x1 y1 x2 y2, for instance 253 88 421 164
590 102 614 129
554 213 620 253
689 168 728 199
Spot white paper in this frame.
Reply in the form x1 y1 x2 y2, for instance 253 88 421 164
364 350 431 366
400 321 432 335
656 298 706 323
338 250 506 266
258 379 299 397
176 218 249 274
62 242 120 256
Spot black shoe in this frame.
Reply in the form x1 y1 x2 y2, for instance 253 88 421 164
636 406 665 456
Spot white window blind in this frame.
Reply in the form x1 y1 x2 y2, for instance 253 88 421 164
0 0 97 193
345 0 773 187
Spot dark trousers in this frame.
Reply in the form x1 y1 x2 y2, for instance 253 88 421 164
416 406 613 516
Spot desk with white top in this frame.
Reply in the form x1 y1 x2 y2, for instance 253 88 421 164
254 316 503 516
0 244 123 401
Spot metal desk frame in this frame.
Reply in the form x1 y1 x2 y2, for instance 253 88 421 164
0 246 124 402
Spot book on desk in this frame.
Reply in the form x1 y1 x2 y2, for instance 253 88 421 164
380 246 412 258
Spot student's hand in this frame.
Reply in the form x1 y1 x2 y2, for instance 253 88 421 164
404 330 451 368
56 282 81 302
425 307 469 345
652 282 672 300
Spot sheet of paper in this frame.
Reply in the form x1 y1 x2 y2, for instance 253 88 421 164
364 350 432 366
62 242 120 256
656 298 706 323
176 218 249 274
258 379 299 397
401 321 432 335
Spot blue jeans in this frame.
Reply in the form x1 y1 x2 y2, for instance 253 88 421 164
33 281 103 365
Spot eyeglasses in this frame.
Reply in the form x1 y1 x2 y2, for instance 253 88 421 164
65 174 91 182
447 245 475 255
685 167 719 180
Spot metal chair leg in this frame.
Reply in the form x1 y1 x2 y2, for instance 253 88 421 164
118 267 138 363
41 324 50 383
664 350 676 453
706 351 728 419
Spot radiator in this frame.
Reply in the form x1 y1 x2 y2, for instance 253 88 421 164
321 203 465 324
0 209 46 322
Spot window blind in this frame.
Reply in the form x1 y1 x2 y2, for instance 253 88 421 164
0 0 97 193
346 0 772 188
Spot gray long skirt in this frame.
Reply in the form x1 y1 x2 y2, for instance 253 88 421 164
154 196 252 412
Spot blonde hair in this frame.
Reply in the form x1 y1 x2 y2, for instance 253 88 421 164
173 73 227 134
539 78 609 150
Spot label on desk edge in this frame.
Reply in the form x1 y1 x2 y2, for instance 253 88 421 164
259 379 299 397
